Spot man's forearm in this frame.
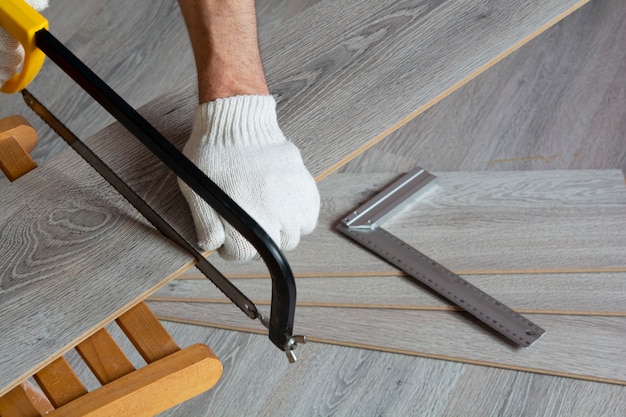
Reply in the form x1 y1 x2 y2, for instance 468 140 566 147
178 0 270 103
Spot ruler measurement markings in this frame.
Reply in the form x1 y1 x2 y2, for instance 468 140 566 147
337 167 546 347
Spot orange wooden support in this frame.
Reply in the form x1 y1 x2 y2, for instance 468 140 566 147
0 115 38 181
0 382 53 417
116 302 181 363
45 344 222 417
75 328 136 384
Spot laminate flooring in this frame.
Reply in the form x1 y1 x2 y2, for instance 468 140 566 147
149 169 626 385
174 170 626 278
150 272 626 315
1 0 626 415
1 0 591 181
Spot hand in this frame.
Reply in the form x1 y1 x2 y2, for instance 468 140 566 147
178 95 320 261
0 0 49 86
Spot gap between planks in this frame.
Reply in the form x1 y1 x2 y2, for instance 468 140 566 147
172 267 626 280
149 300 626 384
154 315 626 387
147 299 626 318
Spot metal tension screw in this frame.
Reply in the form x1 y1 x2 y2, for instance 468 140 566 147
284 335 307 363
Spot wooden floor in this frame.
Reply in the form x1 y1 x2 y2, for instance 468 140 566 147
1 0 625 415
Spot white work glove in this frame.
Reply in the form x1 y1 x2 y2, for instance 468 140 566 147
0 0 49 86
178 95 320 261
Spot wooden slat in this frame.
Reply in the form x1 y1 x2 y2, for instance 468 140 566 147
75 328 135 385
0 382 53 417
149 272 626 316
151 301 626 385
33 357 87 408
115 302 180 364
45 344 222 417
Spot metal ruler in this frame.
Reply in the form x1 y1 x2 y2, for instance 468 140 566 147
336 168 545 347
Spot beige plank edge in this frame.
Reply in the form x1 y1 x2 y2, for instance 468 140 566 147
175 266 626 280
314 0 591 181
155 315 626 387
147 298 626 317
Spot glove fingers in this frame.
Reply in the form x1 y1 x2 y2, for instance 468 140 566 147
178 179 225 252
0 28 25 86
280 225 301 252
299 177 321 236
217 228 258 261
218 219 282 262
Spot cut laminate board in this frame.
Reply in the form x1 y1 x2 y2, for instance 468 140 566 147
150 301 626 385
0 155 195 397
148 272 626 316
190 170 626 278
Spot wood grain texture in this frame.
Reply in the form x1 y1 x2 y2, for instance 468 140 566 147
36 0 591 184
196 170 626 277
32 357 87 408
0 382 53 417
0 136 38 181
150 301 626 385
0 0 322 170
1 0 591 393
161 323 467 417
149 272 626 316
152 321 626 417
115 302 180 364
0 116 38 153
0 153 194 397
341 0 626 175
267 0 591 179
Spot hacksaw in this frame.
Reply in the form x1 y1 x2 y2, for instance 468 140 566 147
0 0 305 362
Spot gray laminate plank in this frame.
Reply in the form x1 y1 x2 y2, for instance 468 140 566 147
2 0 624 414
267 0 590 178
63 318 624 417
152 321 626 417
199 170 626 277
159 322 465 417
36 0 590 184
149 301 626 385
341 0 626 174
440 365 626 417
0 153 195 396
149 272 626 315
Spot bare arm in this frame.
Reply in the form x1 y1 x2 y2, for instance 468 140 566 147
177 0 270 103
176 0 320 261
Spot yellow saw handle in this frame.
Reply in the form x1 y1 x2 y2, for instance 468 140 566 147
0 0 48 93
